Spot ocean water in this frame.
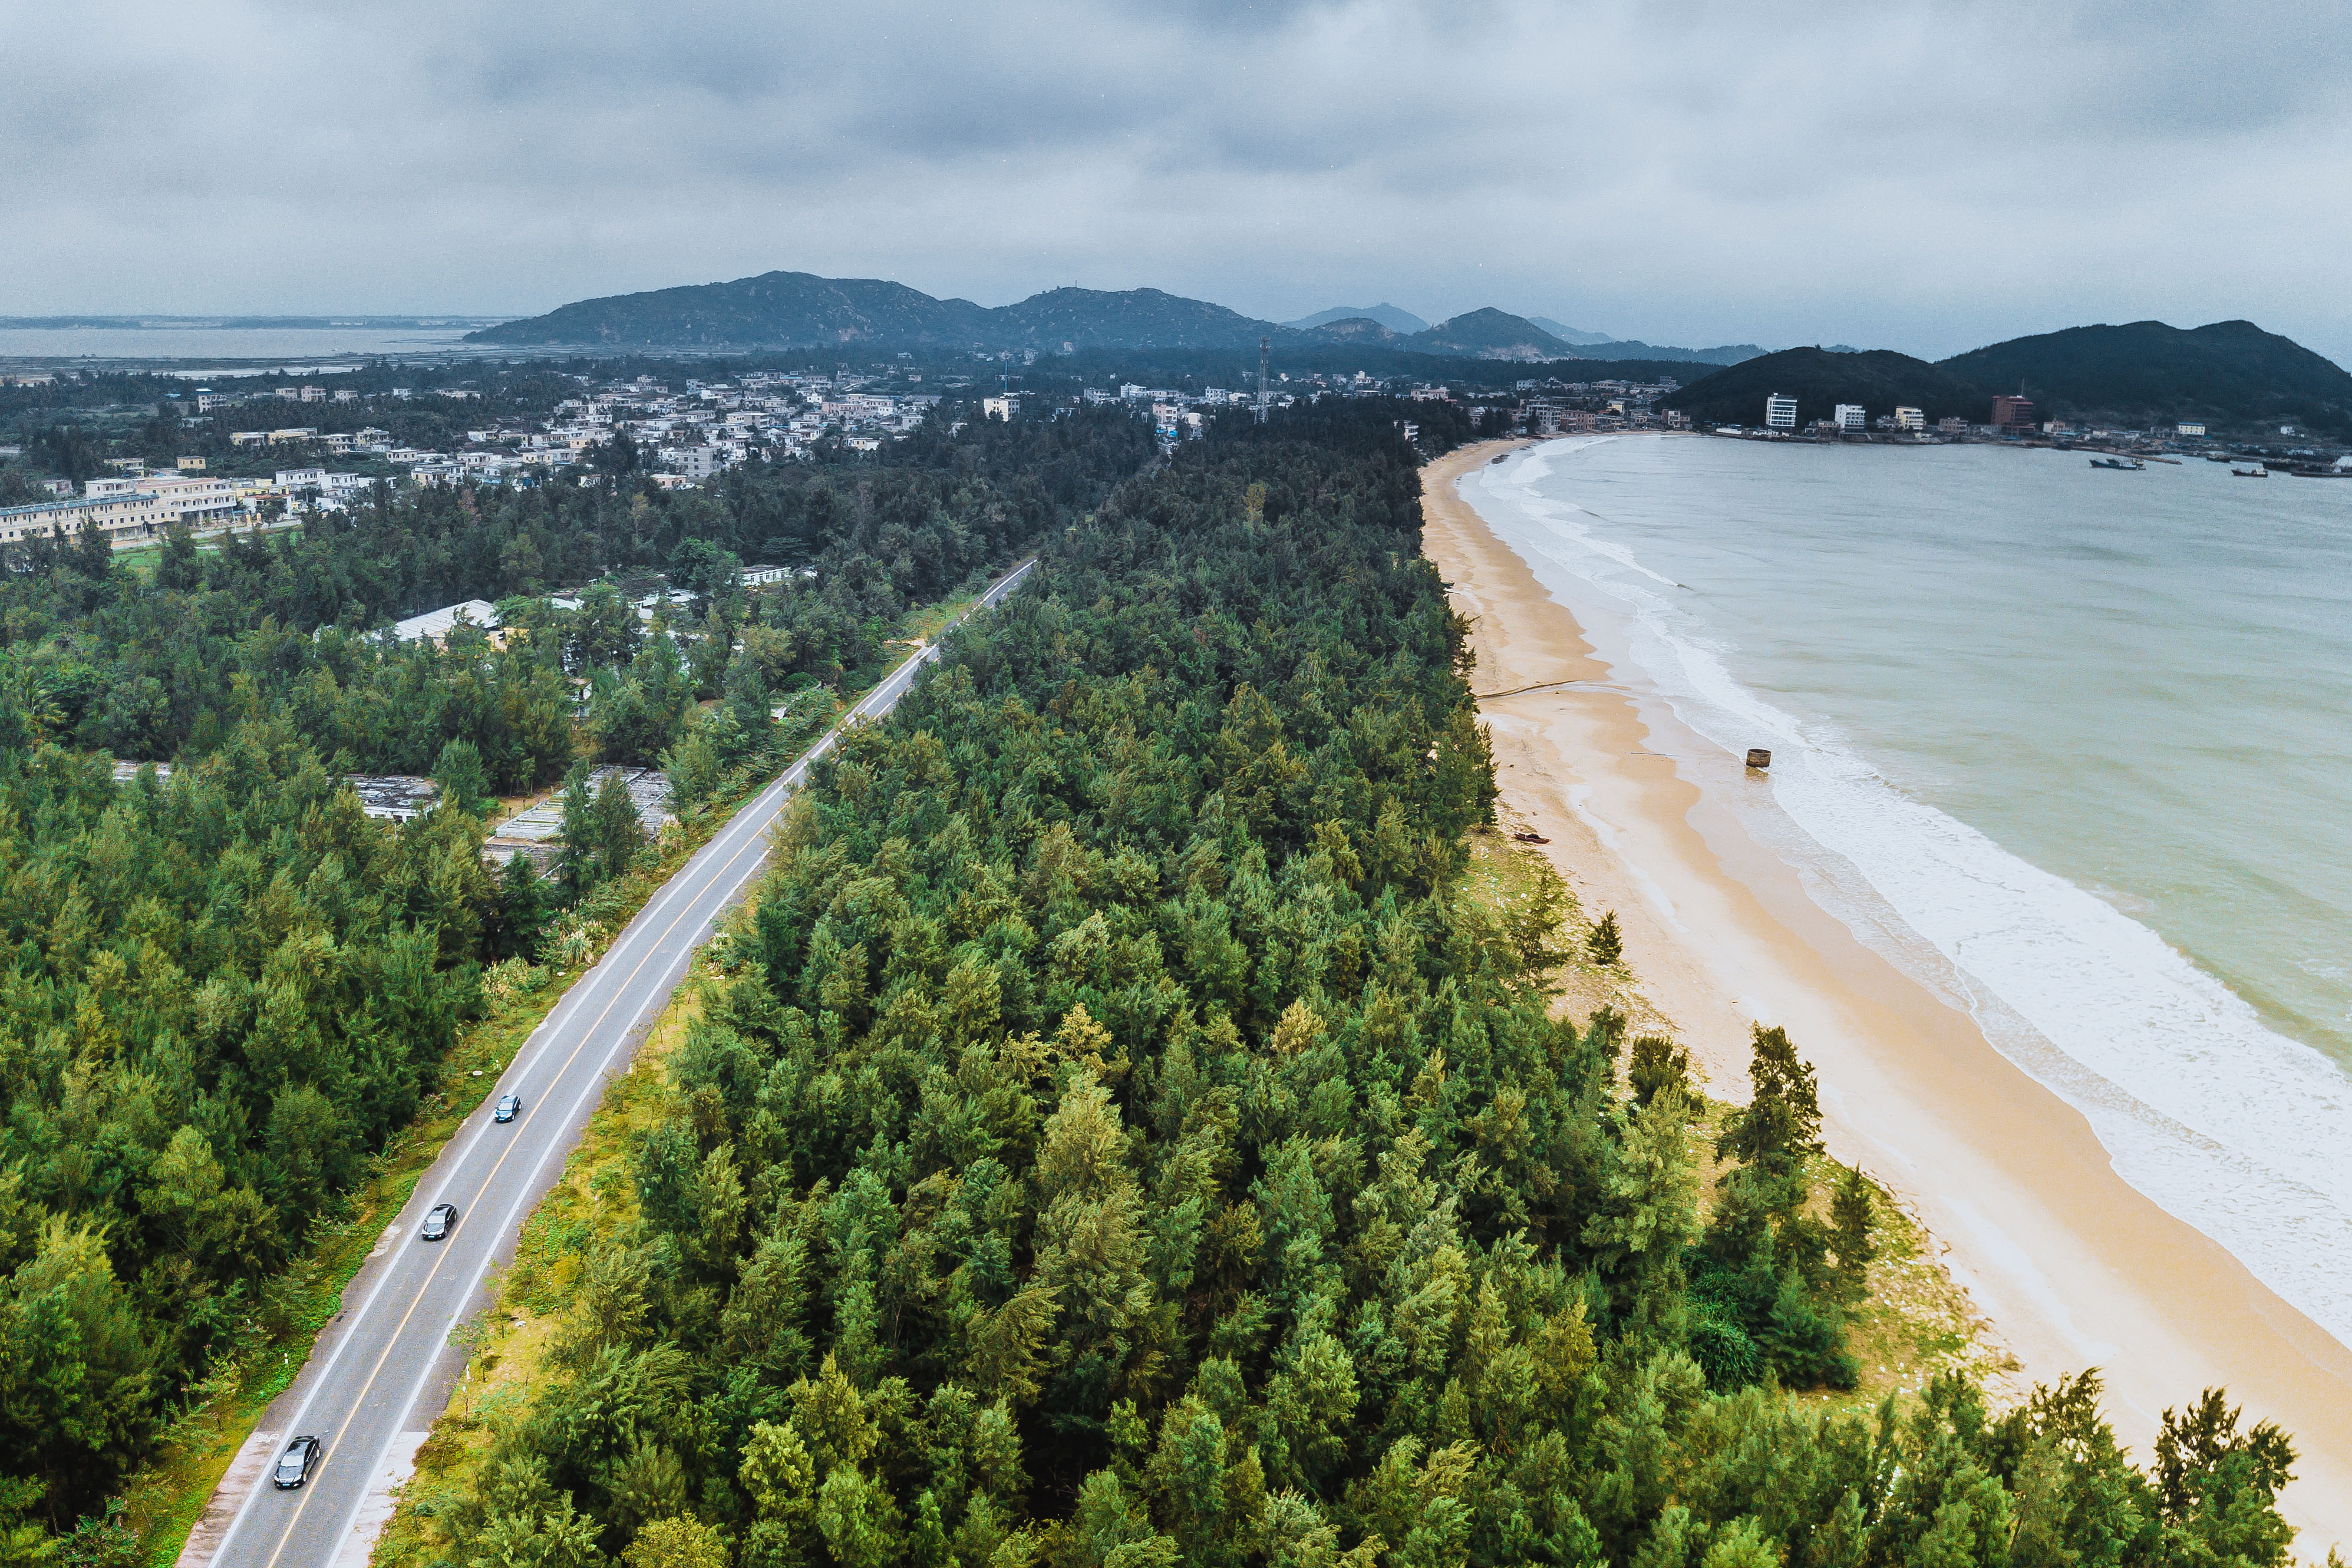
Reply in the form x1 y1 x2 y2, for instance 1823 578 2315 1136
0 323 489 364
1463 435 2352 1345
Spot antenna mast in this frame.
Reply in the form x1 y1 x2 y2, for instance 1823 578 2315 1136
1257 336 1270 421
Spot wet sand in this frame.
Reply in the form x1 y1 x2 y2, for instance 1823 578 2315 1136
1423 438 2352 1547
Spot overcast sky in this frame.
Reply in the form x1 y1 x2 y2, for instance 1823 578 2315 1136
8 1 2350 361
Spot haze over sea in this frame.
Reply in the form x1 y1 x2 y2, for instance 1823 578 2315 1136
1466 435 2352 1345
0 322 486 364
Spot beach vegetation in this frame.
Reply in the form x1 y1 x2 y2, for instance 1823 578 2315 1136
1589 909 1624 966
1626 1035 1691 1110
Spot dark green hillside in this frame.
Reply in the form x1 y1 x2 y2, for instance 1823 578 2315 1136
1302 316 1408 346
991 287 1272 350
1665 348 1990 428
1289 303 1430 334
1407 308 1575 359
1938 320 2352 437
474 275 1288 353
467 272 994 349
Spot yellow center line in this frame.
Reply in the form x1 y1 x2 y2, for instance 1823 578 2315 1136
249 819 777 1568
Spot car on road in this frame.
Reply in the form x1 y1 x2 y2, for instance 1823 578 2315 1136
420 1202 458 1241
272 1435 321 1489
494 1092 522 1123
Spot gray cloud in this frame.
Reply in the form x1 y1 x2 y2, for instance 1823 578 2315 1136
6 0 2349 361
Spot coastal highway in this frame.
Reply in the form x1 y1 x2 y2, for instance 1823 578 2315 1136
194 558 1037 1568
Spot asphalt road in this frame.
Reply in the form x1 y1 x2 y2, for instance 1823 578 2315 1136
200 558 1035 1568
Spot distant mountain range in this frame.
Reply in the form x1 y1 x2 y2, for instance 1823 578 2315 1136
1286 303 1429 334
1285 306 1624 349
467 271 1764 364
1667 320 2352 437
1527 316 1617 346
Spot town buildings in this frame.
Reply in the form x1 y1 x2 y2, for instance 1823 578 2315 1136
1765 394 1798 430
0 472 242 546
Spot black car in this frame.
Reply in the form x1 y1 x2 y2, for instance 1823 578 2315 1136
420 1201 458 1242
272 1435 320 1489
493 1092 522 1123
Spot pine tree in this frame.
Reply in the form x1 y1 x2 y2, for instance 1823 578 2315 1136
1627 1036 1692 1108
430 737 494 817
1830 1164 1876 1303
1588 910 1624 966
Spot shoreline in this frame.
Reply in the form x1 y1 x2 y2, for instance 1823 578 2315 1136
1421 437 2352 1547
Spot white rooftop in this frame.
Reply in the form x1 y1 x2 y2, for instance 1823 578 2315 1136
388 599 501 642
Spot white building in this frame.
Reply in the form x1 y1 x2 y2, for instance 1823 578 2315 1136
2178 421 2206 437
1764 394 1798 430
1835 404 1866 433
668 446 723 480
388 599 500 643
0 473 240 547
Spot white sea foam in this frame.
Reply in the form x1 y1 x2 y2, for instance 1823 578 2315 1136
1466 443 2352 1347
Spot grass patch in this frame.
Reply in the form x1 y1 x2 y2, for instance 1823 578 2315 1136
1459 821 1678 1041
1810 1164 2023 1415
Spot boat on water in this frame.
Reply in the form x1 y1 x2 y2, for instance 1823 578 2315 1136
2232 466 2268 478
2090 456 2145 470
2206 453 2235 462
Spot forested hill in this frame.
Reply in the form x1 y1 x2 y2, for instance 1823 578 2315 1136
1938 319 2352 437
469 273 997 351
468 274 1281 351
0 408 1156 1543
407 399 2301 1568
1666 348 1991 429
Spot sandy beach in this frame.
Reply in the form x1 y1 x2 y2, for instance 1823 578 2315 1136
1422 438 2352 1547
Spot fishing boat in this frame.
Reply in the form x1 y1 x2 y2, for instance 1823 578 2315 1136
2232 465 2268 478
2089 456 2144 470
